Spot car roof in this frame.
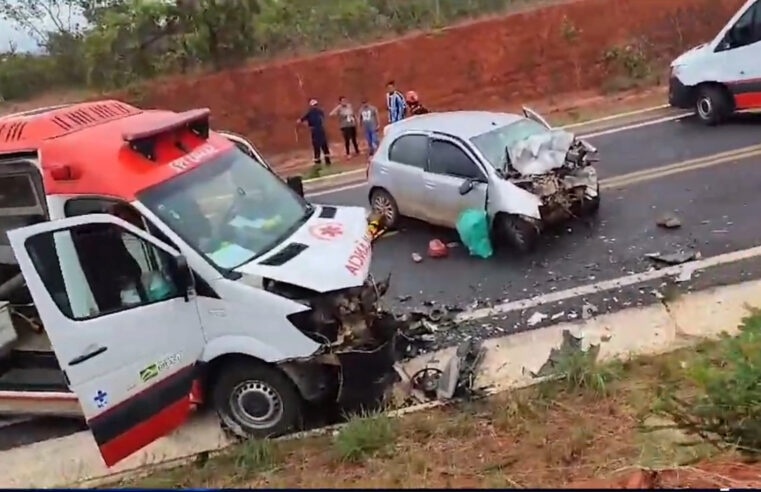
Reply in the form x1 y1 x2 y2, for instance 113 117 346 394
385 111 524 140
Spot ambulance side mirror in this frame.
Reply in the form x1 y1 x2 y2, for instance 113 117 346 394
287 176 305 197
172 254 193 301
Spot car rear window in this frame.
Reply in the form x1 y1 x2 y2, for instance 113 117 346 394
388 134 428 169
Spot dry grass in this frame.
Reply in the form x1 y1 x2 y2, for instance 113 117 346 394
124 347 729 489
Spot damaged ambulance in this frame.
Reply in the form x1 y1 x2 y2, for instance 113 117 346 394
368 108 599 252
0 101 400 466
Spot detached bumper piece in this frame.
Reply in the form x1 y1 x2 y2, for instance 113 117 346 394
669 77 694 109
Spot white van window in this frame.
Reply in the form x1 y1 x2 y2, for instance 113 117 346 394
139 147 311 271
25 224 181 320
724 0 761 49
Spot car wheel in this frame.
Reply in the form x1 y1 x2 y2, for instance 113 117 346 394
370 188 399 229
696 85 730 126
213 360 302 439
497 214 538 253
580 185 601 216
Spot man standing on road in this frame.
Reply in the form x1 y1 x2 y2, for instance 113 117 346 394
386 80 406 124
330 96 360 157
358 97 380 155
297 98 332 166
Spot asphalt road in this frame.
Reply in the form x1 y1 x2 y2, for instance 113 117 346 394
314 112 761 313
3 110 760 453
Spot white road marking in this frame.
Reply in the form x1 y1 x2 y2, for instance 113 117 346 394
578 112 691 139
457 244 761 323
306 109 692 197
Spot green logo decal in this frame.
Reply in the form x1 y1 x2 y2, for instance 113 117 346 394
139 363 159 382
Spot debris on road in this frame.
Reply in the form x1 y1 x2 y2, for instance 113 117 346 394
581 302 598 320
656 212 682 229
456 209 493 259
645 249 700 266
428 239 449 258
530 329 599 379
436 339 486 400
527 311 548 326
675 267 695 283
411 252 423 263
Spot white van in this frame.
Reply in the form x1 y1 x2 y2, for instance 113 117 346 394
669 0 761 124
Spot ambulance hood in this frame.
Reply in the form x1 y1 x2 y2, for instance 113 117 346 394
671 42 709 67
235 205 372 293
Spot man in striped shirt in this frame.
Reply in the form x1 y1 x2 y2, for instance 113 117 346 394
386 80 407 124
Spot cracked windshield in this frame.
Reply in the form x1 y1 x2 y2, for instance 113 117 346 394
139 148 309 270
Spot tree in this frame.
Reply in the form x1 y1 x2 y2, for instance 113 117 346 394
0 0 85 46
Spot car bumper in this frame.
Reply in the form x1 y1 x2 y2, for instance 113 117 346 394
668 76 694 109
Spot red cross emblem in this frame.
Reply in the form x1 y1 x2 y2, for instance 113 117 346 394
310 222 344 240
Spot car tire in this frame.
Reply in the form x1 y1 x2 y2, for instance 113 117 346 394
497 214 538 253
370 188 399 229
212 360 303 439
696 85 730 126
580 185 601 216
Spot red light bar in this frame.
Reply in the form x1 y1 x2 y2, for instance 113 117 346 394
123 108 210 143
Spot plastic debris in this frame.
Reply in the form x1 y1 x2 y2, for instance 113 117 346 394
428 239 449 258
411 252 423 263
646 249 699 266
581 302 598 320
456 209 493 259
527 311 548 326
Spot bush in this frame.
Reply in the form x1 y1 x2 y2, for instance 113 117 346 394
653 311 761 453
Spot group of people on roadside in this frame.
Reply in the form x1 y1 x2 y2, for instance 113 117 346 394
296 80 430 166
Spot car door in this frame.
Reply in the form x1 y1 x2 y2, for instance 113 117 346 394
382 133 430 219
423 138 488 227
714 0 761 109
8 213 205 467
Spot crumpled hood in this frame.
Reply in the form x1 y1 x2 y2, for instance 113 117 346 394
236 205 372 293
507 129 576 175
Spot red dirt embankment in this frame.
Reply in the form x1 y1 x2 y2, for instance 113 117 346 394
126 0 743 155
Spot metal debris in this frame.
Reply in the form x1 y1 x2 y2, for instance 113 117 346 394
656 212 682 229
675 267 695 283
551 311 565 320
527 311 548 326
436 339 486 400
645 249 699 266
581 302 598 320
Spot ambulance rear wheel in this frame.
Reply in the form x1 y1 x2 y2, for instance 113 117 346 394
213 360 303 439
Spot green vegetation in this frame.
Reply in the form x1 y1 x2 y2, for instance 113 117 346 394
653 310 761 454
0 0 540 102
334 409 398 463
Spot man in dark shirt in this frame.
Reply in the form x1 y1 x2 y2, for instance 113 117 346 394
297 99 332 166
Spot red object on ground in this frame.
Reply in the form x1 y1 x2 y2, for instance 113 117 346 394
428 239 448 258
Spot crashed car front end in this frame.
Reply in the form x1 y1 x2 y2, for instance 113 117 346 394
504 133 599 226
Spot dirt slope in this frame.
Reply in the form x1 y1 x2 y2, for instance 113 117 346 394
122 0 742 154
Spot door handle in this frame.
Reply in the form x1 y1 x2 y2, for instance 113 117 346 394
69 346 108 366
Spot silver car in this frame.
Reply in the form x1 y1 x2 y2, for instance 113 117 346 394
367 108 600 252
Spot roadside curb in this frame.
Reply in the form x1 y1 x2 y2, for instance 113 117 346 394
298 104 686 194
3 276 758 488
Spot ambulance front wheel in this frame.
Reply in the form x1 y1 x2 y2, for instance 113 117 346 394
213 360 303 439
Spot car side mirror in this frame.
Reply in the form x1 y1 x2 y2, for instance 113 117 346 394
459 178 475 195
286 176 304 197
172 254 194 301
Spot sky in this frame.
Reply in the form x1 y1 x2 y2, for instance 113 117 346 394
0 18 41 52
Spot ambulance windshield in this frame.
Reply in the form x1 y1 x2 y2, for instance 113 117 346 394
138 147 311 270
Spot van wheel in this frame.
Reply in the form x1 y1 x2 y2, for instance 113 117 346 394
496 214 538 253
212 361 302 439
370 188 399 229
696 85 730 126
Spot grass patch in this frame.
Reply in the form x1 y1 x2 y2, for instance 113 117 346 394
234 439 280 475
334 409 398 463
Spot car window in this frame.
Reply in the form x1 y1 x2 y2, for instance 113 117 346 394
388 134 428 168
728 0 761 48
428 140 483 180
25 223 182 320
